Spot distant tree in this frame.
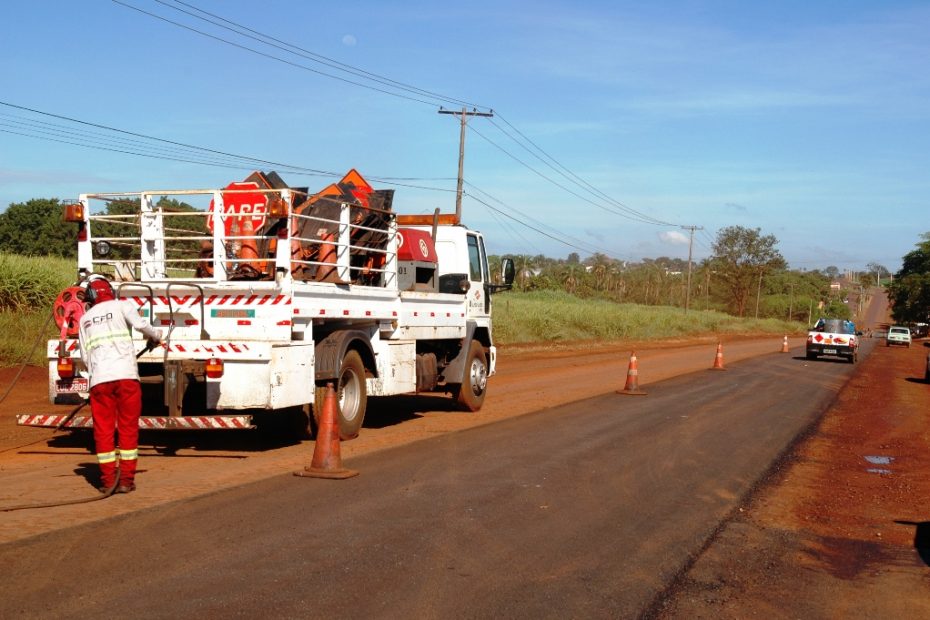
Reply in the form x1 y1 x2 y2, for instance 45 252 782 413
708 226 787 316
566 252 580 265
824 265 840 279
888 233 930 323
865 262 891 281
0 199 75 257
897 233 930 277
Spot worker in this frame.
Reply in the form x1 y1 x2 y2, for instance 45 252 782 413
77 276 162 494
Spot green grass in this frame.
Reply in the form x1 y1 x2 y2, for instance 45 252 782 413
492 290 807 345
0 309 58 367
0 253 74 311
0 253 76 367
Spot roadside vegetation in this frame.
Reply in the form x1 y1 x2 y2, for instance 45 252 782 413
493 290 804 345
0 253 74 367
887 232 930 325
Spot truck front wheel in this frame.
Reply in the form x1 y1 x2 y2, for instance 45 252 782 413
315 349 367 440
453 341 488 412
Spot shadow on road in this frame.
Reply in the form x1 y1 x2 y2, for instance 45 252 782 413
894 520 930 567
25 394 462 456
793 355 855 365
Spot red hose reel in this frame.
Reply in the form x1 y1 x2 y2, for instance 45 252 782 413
53 286 88 340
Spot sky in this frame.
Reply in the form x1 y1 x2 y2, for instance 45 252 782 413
2 0 928 272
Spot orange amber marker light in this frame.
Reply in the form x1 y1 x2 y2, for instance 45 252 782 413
267 197 289 218
57 356 74 379
205 357 224 379
63 203 85 222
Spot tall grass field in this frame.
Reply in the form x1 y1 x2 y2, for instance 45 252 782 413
0 255 806 367
492 290 806 345
0 253 74 367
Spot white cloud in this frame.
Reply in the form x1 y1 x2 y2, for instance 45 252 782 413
658 230 689 245
342 34 357 47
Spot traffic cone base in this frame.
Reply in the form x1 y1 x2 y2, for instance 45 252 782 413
617 352 647 395
781 335 790 353
295 466 359 480
294 384 358 480
711 342 726 370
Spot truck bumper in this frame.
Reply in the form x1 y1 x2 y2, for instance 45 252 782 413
17 413 254 430
806 344 855 358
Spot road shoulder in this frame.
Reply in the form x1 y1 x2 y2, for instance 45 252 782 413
653 338 930 618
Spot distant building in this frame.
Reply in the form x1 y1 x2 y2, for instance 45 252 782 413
830 281 842 291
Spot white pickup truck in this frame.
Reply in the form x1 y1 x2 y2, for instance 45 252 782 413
806 318 860 363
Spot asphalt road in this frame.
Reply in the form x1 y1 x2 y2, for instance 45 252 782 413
0 345 867 619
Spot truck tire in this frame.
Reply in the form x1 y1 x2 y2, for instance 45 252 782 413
314 349 367 440
453 341 488 412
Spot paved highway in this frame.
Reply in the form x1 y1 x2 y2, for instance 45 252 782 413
0 344 868 619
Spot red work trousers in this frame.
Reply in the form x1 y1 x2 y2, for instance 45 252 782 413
89 379 142 488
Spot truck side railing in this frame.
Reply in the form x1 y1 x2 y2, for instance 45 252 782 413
77 188 398 289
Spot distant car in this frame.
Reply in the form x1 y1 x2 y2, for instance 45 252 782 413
910 323 928 339
807 318 859 363
886 326 912 348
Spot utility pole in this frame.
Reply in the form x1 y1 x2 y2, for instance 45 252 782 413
787 282 794 321
438 107 494 223
755 270 764 318
681 225 703 313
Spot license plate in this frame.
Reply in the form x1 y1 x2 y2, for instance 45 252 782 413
56 378 88 393
823 349 837 355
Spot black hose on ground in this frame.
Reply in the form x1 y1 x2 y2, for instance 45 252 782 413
0 469 120 512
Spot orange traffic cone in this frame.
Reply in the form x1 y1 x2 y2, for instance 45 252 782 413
711 342 726 370
236 217 262 277
315 232 345 283
781 335 789 353
617 351 647 395
294 383 359 479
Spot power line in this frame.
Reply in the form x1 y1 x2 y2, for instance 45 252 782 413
0 101 456 194
465 121 667 226
464 181 634 260
489 114 677 226
113 0 688 231
154 0 486 111
111 0 487 110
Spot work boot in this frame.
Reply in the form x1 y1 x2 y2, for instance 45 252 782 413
116 482 136 494
97 477 118 494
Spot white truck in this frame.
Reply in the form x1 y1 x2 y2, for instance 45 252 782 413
17 170 515 438
806 317 860 364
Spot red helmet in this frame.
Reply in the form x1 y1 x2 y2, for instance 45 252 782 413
85 277 115 305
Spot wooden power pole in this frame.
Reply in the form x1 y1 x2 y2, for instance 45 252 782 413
438 107 494 222
681 225 703 313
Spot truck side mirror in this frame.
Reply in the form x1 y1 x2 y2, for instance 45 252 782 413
501 258 515 286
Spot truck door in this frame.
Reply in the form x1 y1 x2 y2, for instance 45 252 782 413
465 233 491 318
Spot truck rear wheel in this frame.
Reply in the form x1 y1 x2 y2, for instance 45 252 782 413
314 349 367 440
453 341 487 412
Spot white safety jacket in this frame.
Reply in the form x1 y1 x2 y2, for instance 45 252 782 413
78 299 162 388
